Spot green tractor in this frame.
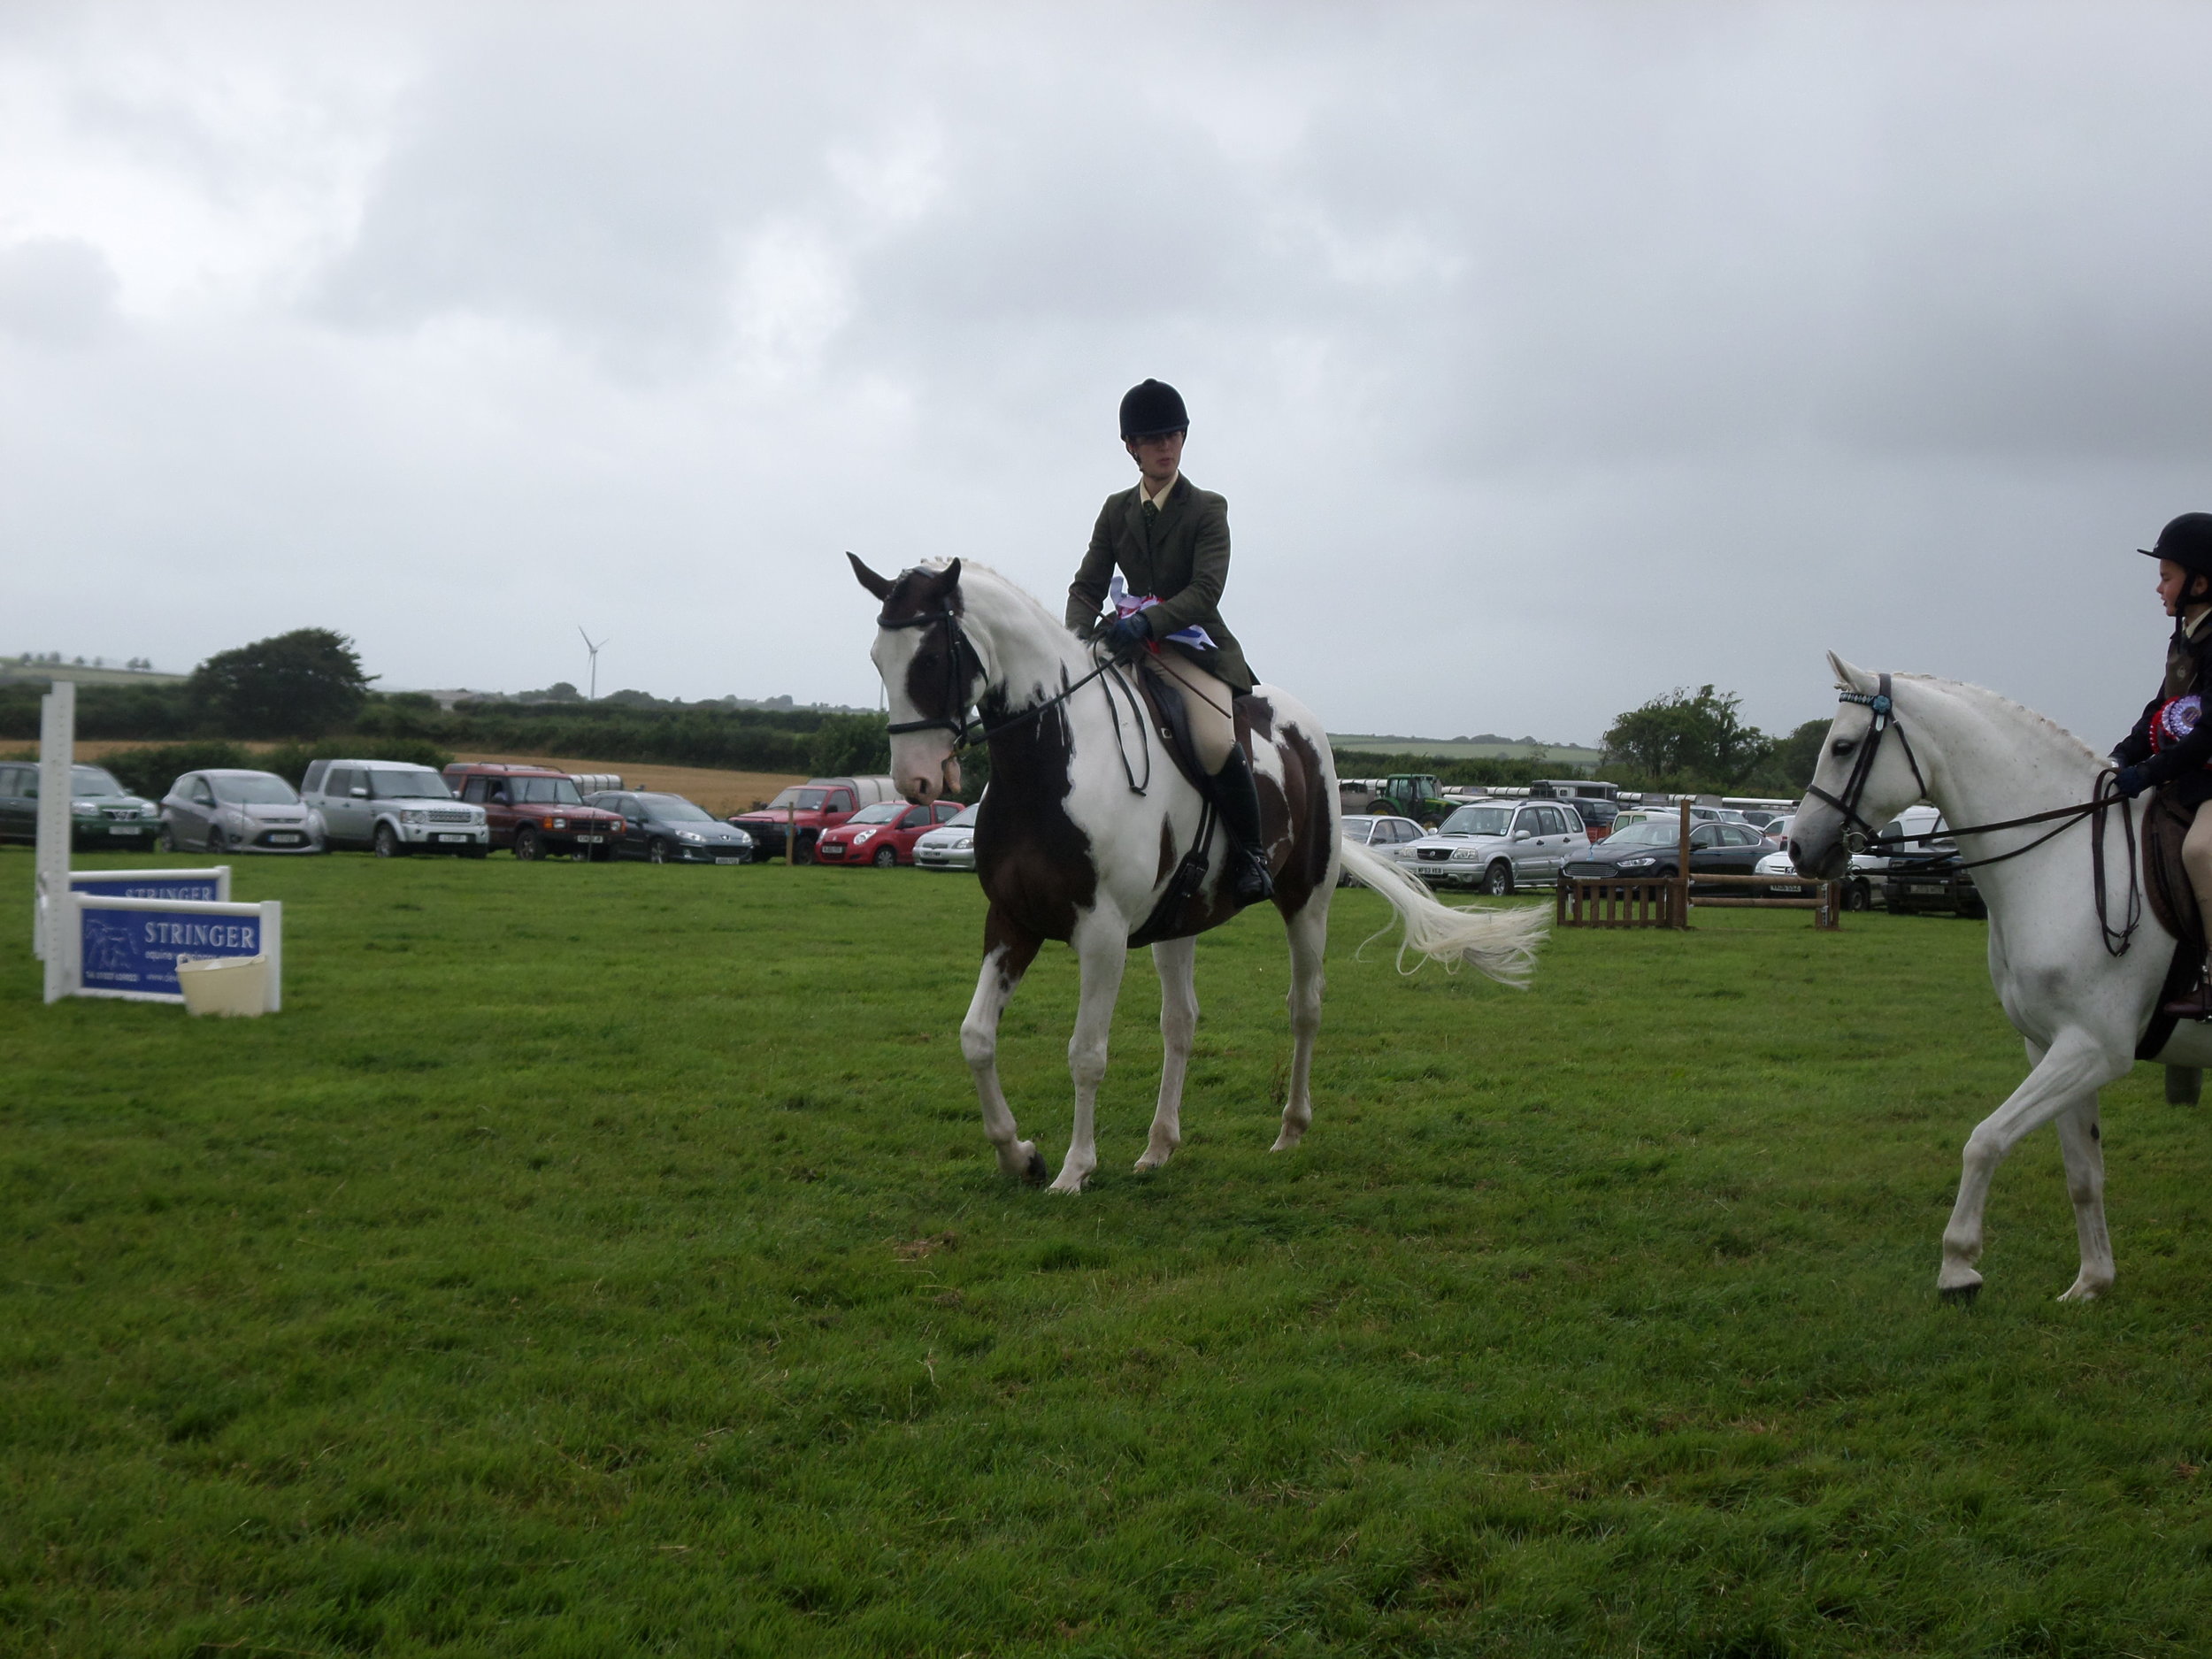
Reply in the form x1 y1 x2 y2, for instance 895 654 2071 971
1369 772 1453 826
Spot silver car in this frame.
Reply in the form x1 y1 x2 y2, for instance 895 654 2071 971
1338 813 1426 884
159 769 323 854
299 758 489 857
914 802 980 871
1402 798 1590 895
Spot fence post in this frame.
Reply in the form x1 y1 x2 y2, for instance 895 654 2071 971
1816 880 1841 930
1675 800 1693 929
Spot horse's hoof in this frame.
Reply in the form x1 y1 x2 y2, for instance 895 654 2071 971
1047 1171 1091 1194
2057 1278 2110 1302
1269 1131 1304 1152
1938 1281 1981 1306
1020 1146 1048 1185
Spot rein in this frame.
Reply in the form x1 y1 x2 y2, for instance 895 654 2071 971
877 605 1153 794
1806 673 2140 955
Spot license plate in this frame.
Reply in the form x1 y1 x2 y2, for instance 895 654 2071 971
434 833 469 843
1909 884 1944 895
108 826 140 835
268 833 303 844
1770 885 1805 895
577 835 604 844
714 856 742 864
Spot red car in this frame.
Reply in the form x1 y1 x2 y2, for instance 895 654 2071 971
813 800 965 867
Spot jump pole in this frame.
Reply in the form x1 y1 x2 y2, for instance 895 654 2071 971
35 679 74 979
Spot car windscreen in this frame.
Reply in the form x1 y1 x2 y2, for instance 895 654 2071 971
638 794 714 822
72 765 131 797
765 787 828 810
944 804 979 827
1607 819 1679 847
511 777 583 805
1438 806 1512 837
211 774 301 805
367 768 453 800
848 803 903 825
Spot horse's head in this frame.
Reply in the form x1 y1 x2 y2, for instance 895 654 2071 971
1791 651 1926 879
851 553 976 805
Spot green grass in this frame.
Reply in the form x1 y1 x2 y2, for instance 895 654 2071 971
5 848 2211 1657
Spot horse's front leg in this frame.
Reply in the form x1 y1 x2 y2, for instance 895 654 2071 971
1052 914 1129 1194
962 910 1047 1183
1939 1029 2129 1301
1137 936 1197 1171
1271 895 1329 1151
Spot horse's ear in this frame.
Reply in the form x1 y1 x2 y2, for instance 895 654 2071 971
849 552 894 602
1827 651 1875 695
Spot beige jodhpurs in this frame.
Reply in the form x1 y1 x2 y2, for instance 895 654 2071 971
2186 801 2212 949
1153 646 1239 775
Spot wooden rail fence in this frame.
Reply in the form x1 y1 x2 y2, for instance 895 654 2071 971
1555 802 1840 930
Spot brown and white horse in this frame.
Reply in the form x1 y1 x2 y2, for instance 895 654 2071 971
851 556 1547 1193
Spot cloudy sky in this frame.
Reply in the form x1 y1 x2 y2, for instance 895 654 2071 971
4 2 2209 749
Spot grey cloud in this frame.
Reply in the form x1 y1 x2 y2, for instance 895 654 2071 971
0 237 120 345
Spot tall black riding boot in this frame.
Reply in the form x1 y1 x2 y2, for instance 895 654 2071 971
1212 748 1275 907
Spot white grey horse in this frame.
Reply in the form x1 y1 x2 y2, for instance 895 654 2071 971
1792 653 2201 1301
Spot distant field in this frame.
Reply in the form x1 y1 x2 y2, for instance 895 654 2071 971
1332 734 1606 765
9 848 2211 1655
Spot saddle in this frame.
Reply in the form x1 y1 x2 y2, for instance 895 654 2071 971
2137 787 2204 1059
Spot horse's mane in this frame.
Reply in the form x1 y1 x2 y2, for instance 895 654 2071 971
1897 672 2104 768
915 558 1065 635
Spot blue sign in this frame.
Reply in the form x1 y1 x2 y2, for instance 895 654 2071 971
80 905 264 998
72 872 223 903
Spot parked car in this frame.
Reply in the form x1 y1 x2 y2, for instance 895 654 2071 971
300 759 488 856
582 790 755 864
159 769 322 854
1560 817 1778 888
1885 849 1986 918
440 763 617 859
731 775 902 863
815 799 966 866
1563 798 1624 841
914 802 982 872
1338 813 1426 884
0 762 162 849
1402 798 1591 895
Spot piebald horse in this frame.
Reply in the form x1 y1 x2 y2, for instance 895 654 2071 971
851 556 1548 1193
1793 653 2207 1301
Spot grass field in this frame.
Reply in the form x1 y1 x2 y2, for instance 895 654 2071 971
7 848 2212 1656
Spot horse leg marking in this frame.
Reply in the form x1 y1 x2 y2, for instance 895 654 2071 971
1052 920 1128 1194
964 916 1046 1183
2053 1100 2115 1302
1939 1030 2130 1297
1272 900 1328 1151
1139 936 1198 1171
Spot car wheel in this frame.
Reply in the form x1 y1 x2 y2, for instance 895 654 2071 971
373 822 404 858
649 838 670 864
873 844 899 868
514 826 542 861
157 823 178 853
205 828 225 855
792 838 813 865
1846 880 1870 911
1484 862 1514 896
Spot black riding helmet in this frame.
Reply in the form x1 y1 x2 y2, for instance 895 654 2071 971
2142 512 2212 579
1119 379 1189 441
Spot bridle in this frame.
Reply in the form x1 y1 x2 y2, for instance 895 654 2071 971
876 605 1153 791
1804 672 2139 956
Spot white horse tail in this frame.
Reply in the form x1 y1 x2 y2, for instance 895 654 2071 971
1338 837 1548 987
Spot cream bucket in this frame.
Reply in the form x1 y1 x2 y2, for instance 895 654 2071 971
176 954 273 1018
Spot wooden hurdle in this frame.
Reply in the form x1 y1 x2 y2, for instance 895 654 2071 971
1555 801 1840 930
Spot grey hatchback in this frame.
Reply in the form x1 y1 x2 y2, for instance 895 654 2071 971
584 791 755 864
159 769 323 854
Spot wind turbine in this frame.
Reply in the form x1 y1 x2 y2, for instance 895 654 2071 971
578 627 609 701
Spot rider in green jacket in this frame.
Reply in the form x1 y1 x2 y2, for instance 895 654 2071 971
1066 380 1273 906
